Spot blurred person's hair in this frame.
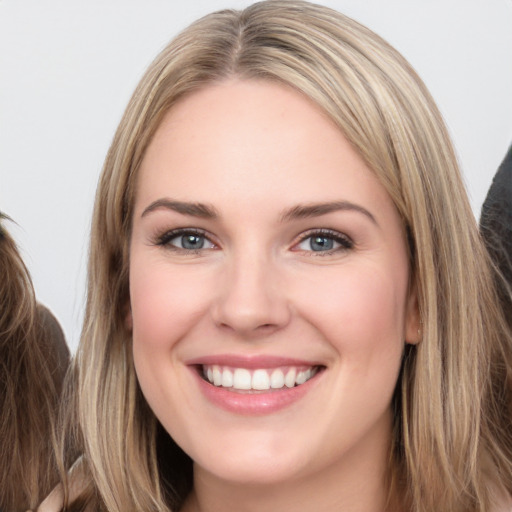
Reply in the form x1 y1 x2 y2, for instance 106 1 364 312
481 144 512 329
0 214 70 511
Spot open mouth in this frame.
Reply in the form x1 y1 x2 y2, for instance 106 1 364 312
200 364 323 392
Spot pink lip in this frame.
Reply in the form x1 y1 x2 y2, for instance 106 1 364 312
187 354 324 416
186 354 322 368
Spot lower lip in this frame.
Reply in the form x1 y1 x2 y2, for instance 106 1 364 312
192 367 322 415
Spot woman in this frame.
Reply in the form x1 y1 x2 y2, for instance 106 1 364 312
0 215 70 512
55 1 512 511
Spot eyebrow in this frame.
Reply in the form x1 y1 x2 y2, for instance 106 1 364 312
141 198 377 226
280 201 378 226
141 199 218 219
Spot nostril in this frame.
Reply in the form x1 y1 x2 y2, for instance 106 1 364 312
255 323 282 333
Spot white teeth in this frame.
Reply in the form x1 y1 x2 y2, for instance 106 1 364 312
212 366 222 386
233 368 252 390
284 368 296 388
295 371 307 385
296 369 312 385
270 368 285 389
202 365 318 390
252 369 270 390
221 368 233 387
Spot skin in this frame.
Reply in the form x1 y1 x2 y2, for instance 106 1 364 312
129 79 419 512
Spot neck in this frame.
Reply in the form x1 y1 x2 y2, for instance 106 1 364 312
181 418 394 512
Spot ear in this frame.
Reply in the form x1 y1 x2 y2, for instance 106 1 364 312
404 281 421 345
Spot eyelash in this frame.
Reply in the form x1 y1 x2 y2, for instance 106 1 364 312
154 228 215 254
293 229 354 255
153 228 354 255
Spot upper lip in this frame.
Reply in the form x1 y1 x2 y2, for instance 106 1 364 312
186 354 324 369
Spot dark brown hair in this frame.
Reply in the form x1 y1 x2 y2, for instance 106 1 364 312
0 214 70 511
480 144 512 329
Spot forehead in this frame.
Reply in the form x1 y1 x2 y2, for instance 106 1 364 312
135 79 396 223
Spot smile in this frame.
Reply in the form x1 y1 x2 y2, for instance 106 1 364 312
202 365 320 391
189 356 325 414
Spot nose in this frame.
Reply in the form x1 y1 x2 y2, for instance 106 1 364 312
211 251 291 337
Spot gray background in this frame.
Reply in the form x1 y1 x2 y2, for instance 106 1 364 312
1 0 511 350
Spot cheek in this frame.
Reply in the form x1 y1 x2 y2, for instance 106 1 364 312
317 267 407 423
294 262 408 373
129 258 213 350
129 257 213 424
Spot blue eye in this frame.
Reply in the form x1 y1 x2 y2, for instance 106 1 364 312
173 233 206 250
309 235 335 251
156 229 215 252
296 230 353 253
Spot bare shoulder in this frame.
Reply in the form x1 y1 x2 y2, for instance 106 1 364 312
36 458 89 512
36 483 64 512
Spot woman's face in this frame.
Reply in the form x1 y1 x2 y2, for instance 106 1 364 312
129 79 419 486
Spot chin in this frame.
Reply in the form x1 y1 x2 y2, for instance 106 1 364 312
198 456 306 486
180 430 309 485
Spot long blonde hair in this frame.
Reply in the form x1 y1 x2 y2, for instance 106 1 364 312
62 2 512 511
0 215 69 511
